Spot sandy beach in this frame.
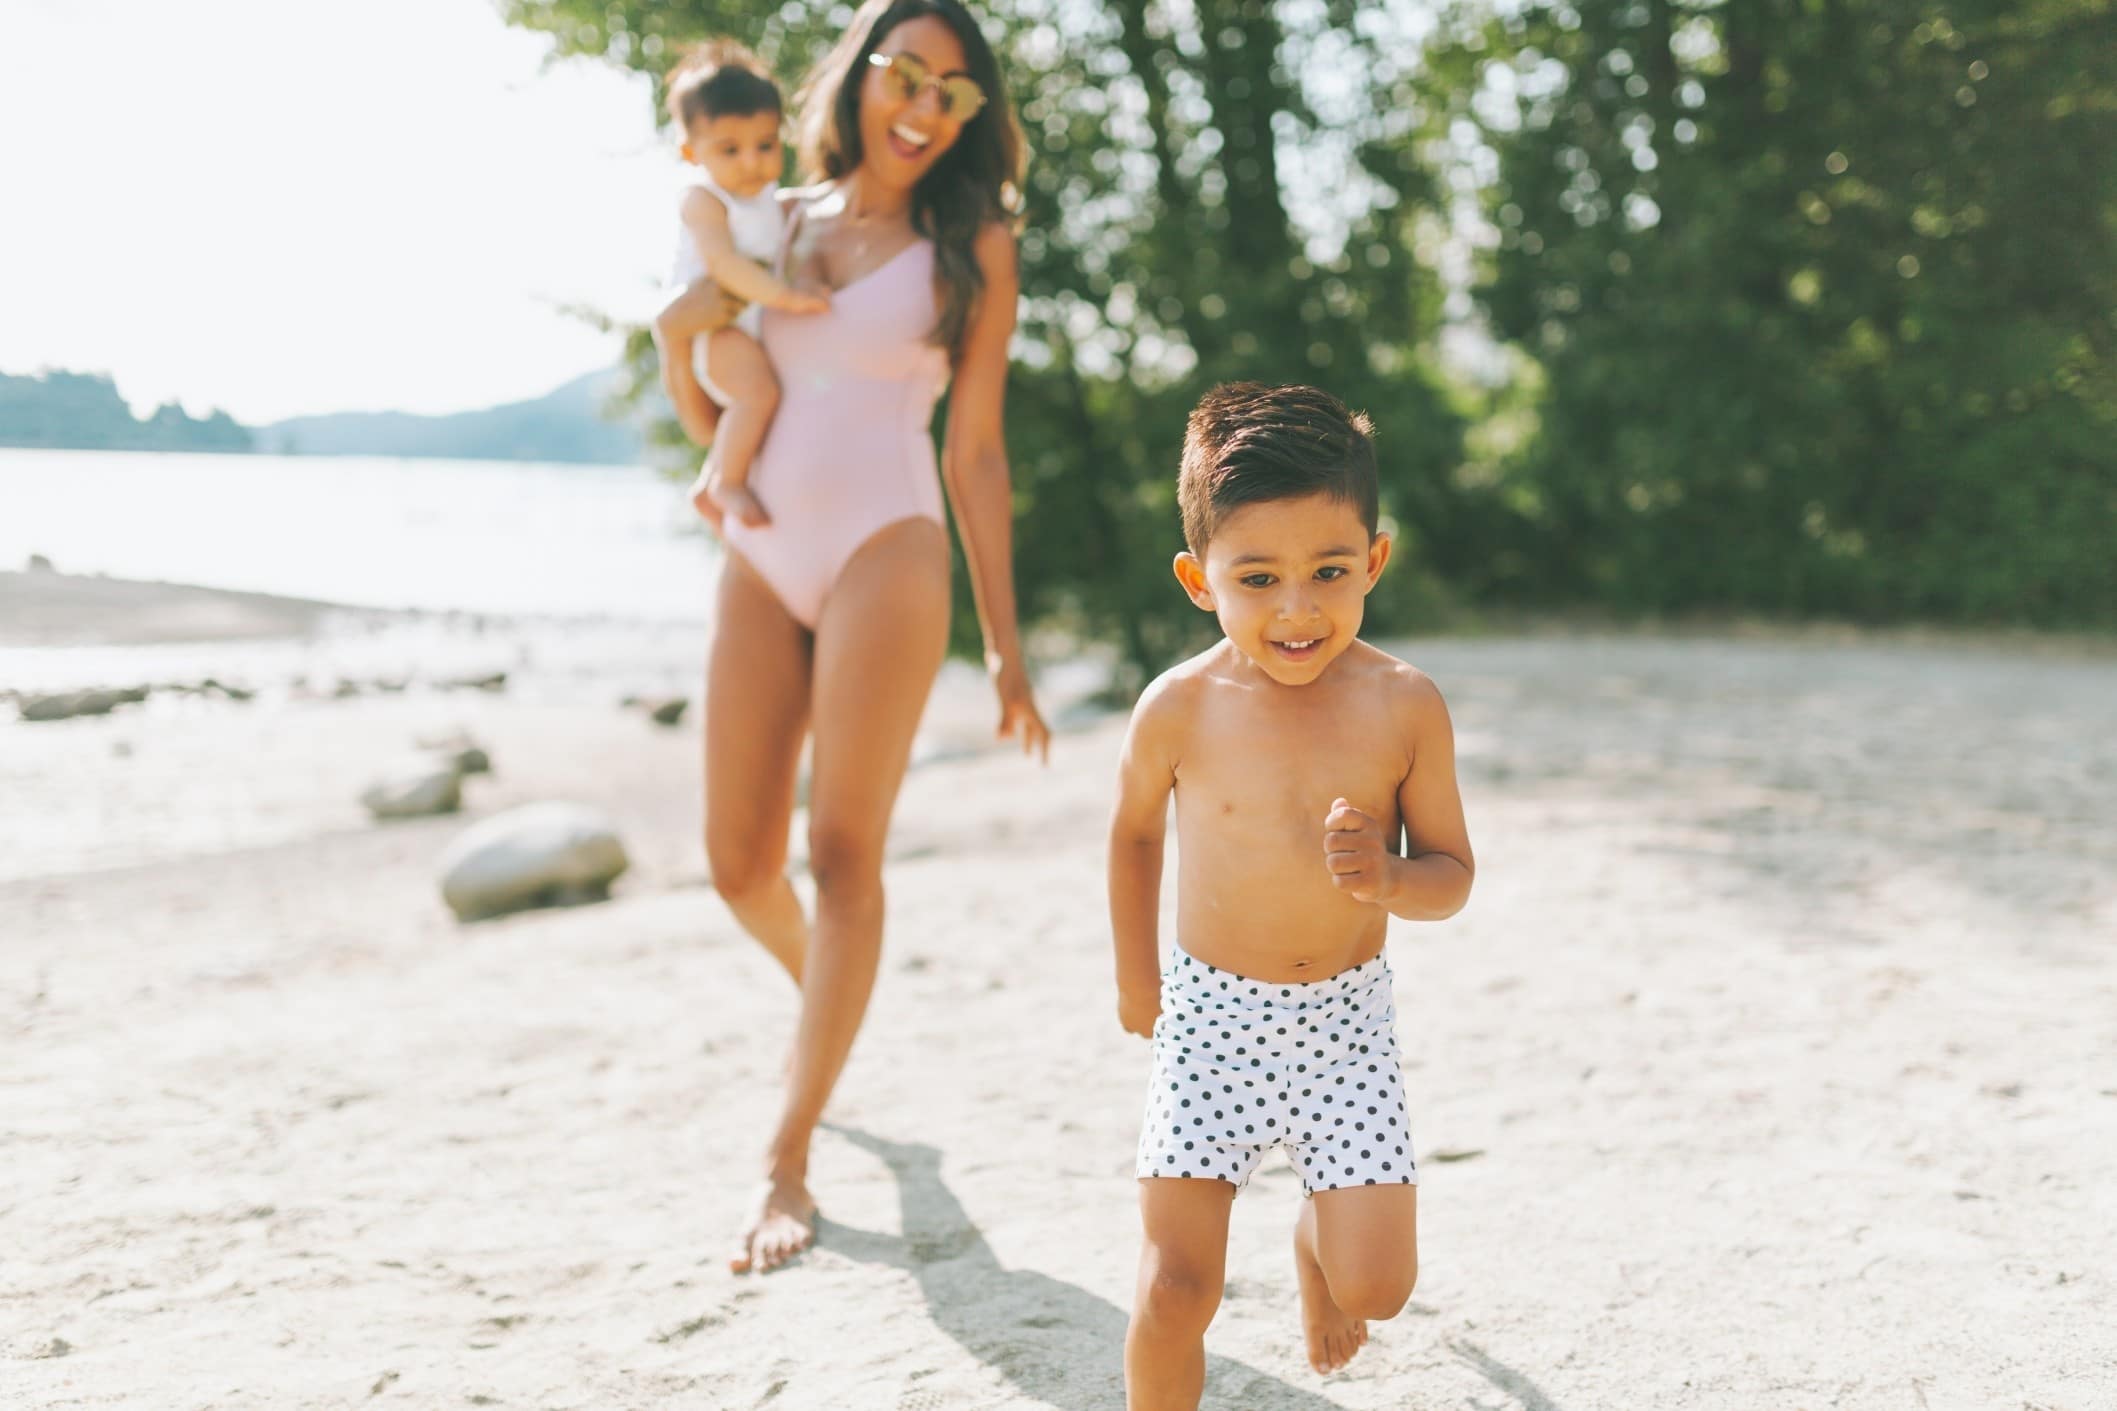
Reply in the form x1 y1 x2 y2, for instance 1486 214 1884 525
5 576 2114 1409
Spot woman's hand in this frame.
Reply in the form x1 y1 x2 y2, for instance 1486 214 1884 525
991 655 1051 762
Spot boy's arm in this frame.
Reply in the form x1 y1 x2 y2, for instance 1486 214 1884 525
1109 681 1181 1037
654 277 744 343
680 189 822 312
1324 672 1474 920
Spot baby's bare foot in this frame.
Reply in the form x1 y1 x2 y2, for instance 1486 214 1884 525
711 481 772 528
686 468 721 527
1295 1200 1367 1374
730 1175 816 1274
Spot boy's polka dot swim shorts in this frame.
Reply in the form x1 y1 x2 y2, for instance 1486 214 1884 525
1137 947 1418 1195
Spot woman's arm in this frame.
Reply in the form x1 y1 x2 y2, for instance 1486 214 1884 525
941 221 1049 759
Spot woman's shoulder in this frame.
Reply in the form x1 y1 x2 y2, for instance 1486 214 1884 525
775 180 839 214
970 219 1017 274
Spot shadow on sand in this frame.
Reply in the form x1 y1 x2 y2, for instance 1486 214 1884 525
1446 1338 1567 1411
819 1125 1355 1410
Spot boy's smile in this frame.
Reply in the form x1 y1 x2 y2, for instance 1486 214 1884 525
1175 492 1392 687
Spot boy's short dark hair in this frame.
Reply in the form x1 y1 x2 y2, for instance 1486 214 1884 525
1178 382 1379 553
666 40 782 130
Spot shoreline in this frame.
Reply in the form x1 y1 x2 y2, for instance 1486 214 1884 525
8 564 2114 670
0 568 394 648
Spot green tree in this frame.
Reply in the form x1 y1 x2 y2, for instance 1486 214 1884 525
501 0 1468 678
1433 0 2117 624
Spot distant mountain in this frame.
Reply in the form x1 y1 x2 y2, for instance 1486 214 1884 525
0 368 647 465
0 370 252 452
257 372 645 465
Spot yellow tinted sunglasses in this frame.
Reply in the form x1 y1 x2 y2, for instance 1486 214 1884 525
866 50 987 122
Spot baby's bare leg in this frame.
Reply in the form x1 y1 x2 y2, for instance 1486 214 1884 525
1297 1184 1418 1374
1126 1178 1235 1411
653 279 737 447
701 327 779 527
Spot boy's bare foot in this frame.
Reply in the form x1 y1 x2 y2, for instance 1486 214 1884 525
730 1175 816 1274
1295 1199 1367 1374
710 480 772 528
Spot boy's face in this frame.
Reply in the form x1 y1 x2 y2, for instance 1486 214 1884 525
1174 491 1391 686
681 111 784 199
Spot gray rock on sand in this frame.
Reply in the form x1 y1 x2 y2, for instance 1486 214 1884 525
644 696 689 727
18 686 149 722
437 803 629 922
359 766 463 820
415 729 492 776
442 745 491 775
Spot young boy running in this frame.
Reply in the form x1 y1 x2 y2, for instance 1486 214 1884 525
1109 382 1475 1406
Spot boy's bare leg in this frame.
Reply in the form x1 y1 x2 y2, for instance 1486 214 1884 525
1298 1184 1418 1374
701 327 779 527
663 342 720 448
1126 1178 1235 1410
1294 1196 1366 1373
654 279 738 447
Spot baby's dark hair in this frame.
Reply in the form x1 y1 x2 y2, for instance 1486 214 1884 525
1178 382 1379 553
666 39 782 130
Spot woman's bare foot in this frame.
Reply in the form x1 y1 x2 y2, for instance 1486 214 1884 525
730 1175 816 1274
1294 1199 1367 1374
710 480 772 528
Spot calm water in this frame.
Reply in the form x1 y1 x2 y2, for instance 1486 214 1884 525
0 448 716 620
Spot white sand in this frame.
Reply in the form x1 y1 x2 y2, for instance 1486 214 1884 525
5 628 2114 1409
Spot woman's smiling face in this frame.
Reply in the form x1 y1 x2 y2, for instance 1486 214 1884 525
857 15 978 190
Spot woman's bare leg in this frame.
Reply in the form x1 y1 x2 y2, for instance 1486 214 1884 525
704 551 811 983
733 519 949 1273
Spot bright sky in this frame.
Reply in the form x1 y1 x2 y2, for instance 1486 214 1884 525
0 0 678 423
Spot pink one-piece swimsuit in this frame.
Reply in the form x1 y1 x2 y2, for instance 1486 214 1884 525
721 238 951 629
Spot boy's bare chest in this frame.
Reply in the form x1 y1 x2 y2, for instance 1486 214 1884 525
1174 697 1407 845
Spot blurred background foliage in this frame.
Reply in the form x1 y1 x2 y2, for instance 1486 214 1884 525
503 0 2117 675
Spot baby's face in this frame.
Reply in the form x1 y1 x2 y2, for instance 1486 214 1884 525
682 111 784 199
1177 492 1390 687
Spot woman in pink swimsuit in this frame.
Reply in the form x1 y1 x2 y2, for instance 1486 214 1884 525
701 0 1050 1273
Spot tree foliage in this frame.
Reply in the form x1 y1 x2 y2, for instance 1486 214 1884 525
1434 0 2117 624
500 0 1466 677
505 0 2117 652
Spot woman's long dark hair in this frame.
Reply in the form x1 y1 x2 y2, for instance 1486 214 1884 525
794 0 1024 354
